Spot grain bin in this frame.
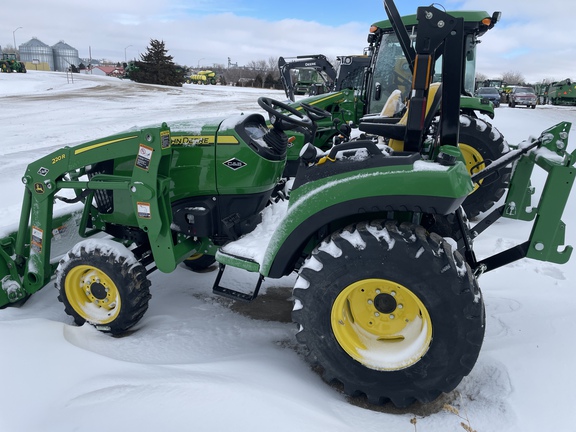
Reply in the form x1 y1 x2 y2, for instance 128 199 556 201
19 38 54 70
52 40 80 71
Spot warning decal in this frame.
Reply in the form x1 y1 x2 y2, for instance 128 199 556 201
160 130 171 149
136 144 154 170
31 226 44 253
137 202 152 219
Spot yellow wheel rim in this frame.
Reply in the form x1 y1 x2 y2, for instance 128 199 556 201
459 143 485 192
331 279 432 371
65 265 121 324
186 253 204 261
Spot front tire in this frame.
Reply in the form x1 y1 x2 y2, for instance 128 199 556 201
292 221 484 407
183 253 216 272
459 115 511 219
55 240 151 335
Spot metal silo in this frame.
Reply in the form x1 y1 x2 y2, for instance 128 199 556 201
19 38 54 70
52 41 80 72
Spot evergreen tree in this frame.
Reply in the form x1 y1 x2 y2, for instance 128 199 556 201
264 72 276 89
253 74 263 88
129 39 186 87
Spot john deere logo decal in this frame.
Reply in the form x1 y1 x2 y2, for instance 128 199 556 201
223 158 247 170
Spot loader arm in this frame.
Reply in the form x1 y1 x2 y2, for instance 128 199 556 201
0 124 202 307
278 55 337 101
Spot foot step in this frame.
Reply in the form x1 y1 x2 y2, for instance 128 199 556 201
212 264 263 302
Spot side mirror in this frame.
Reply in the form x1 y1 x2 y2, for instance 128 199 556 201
492 11 502 24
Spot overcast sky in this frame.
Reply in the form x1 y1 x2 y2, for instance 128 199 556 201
2 0 574 83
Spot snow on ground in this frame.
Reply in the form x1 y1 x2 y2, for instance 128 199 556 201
1 71 576 432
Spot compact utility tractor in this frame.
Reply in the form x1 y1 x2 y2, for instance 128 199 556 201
0 53 27 73
283 5 509 220
278 54 337 99
1 1 575 407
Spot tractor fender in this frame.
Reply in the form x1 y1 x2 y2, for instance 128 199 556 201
261 160 472 278
461 95 495 118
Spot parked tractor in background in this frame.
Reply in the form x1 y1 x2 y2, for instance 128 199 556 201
278 55 338 99
0 53 27 73
1 0 574 409
187 70 218 85
279 54 371 102
478 78 505 90
539 79 576 106
283 7 509 219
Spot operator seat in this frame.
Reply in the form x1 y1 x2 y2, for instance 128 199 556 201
358 82 443 152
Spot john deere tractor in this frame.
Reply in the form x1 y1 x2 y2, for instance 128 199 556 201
0 53 26 73
284 6 509 219
1 1 574 407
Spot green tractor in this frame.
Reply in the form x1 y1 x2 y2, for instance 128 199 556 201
1 1 575 407
547 79 576 106
279 53 372 102
284 6 509 219
0 53 27 73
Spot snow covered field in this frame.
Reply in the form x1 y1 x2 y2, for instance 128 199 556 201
1 71 576 432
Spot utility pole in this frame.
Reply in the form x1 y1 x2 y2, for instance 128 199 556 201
124 45 132 63
13 27 22 58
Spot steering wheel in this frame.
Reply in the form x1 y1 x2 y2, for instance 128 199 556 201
258 97 313 131
300 102 332 122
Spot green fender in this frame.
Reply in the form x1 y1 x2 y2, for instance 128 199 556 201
461 95 495 118
261 155 473 277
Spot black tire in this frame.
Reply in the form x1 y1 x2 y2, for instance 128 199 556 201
183 253 216 272
292 220 484 407
421 208 471 255
55 240 151 335
459 115 511 219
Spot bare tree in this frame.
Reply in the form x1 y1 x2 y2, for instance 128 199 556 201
246 59 267 71
537 77 556 85
0 44 17 55
475 72 489 84
268 56 279 78
501 71 525 86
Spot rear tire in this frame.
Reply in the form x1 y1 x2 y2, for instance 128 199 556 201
292 220 484 407
421 208 470 255
459 115 511 219
55 240 151 335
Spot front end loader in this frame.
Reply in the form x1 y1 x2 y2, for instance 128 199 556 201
1 1 575 408
278 55 337 101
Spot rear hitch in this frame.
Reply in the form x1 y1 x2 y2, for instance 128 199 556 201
466 121 575 274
